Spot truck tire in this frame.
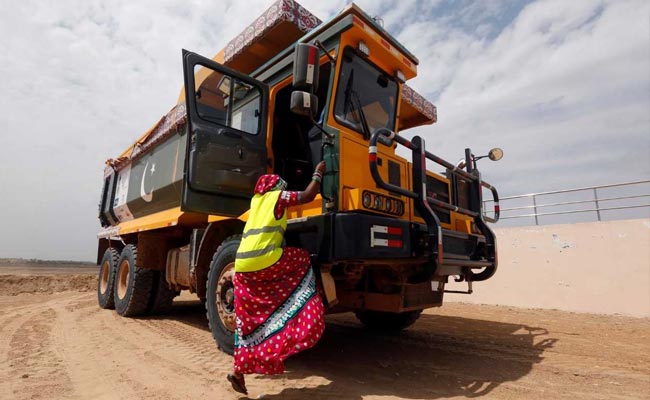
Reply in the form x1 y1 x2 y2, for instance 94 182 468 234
114 244 153 317
205 235 241 355
354 309 423 331
97 248 119 309
147 271 178 315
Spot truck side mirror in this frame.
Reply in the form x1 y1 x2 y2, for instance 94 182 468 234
290 91 318 118
292 43 320 93
488 148 503 161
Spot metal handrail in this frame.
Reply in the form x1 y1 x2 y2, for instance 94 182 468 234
367 128 498 277
483 180 650 225
367 128 483 220
484 180 649 202
481 179 500 223
499 205 650 220
498 194 650 212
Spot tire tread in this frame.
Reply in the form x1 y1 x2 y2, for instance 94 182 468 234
148 271 178 314
205 234 242 355
115 245 154 317
97 247 119 309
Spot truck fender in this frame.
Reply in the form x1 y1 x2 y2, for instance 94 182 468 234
193 219 244 299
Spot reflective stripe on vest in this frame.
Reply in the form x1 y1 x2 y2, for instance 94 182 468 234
241 225 285 239
235 190 286 272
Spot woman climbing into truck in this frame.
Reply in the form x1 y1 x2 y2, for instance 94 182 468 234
227 161 327 395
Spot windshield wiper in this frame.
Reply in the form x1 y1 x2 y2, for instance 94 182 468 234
342 70 372 140
351 91 371 140
343 69 355 116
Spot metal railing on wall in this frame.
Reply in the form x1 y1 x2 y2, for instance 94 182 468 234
483 180 650 225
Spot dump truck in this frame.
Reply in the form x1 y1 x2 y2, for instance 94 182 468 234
96 0 501 354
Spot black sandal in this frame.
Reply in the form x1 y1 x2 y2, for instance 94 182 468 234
227 373 248 395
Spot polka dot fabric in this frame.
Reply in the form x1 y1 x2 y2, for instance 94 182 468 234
254 174 287 195
274 190 299 220
233 247 325 375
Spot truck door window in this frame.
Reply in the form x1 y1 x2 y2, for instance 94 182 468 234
334 47 397 135
193 66 261 135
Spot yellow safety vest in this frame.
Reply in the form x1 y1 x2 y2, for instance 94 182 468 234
235 190 286 272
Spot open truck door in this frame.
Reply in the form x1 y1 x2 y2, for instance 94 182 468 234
182 50 269 216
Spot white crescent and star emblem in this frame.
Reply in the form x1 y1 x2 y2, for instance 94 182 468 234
140 161 155 202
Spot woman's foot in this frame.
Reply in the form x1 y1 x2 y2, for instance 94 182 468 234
227 372 248 395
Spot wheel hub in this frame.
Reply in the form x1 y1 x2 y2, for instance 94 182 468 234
216 262 236 332
99 261 110 293
117 259 130 300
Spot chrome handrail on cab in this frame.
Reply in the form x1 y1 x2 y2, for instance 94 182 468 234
367 128 499 280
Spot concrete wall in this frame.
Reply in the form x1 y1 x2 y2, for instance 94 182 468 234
445 219 650 317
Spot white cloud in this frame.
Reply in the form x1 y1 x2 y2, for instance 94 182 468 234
399 0 649 196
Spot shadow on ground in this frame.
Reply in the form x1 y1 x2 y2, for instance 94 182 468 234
154 300 557 399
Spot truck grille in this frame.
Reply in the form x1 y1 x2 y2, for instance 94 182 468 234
456 178 471 210
415 175 451 224
388 160 401 190
387 160 403 198
427 175 451 224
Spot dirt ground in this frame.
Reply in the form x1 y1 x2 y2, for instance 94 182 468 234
0 272 648 400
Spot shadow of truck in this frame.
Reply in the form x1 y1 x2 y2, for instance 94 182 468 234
152 300 556 399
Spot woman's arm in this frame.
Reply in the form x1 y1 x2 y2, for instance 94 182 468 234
273 162 327 219
298 161 326 204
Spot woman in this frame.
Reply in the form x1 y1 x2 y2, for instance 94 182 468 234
227 161 327 395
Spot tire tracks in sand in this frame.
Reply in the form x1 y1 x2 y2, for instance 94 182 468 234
3 306 73 400
51 293 223 399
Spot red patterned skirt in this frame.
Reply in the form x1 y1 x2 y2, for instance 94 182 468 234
233 247 325 375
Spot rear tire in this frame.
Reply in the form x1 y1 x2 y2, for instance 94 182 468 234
354 309 423 331
206 235 241 355
147 271 178 314
97 248 119 309
114 245 153 317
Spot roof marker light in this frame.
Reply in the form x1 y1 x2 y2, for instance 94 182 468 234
358 41 370 57
396 69 406 83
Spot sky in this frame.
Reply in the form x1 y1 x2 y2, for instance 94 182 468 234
0 0 648 261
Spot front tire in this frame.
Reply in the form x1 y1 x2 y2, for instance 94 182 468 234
354 309 423 331
97 248 119 309
206 235 241 355
114 244 154 317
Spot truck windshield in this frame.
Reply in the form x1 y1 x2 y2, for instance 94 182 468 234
334 47 397 135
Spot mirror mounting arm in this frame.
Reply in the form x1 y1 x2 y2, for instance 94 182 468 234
313 40 336 65
309 115 334 139
464 147 504 168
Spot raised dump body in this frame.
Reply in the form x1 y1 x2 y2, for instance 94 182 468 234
96 0 501 354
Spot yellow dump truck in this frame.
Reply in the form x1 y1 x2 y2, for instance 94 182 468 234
96 1 501 354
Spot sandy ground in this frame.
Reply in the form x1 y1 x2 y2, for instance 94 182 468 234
0 273 649 400
0 261 97 276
